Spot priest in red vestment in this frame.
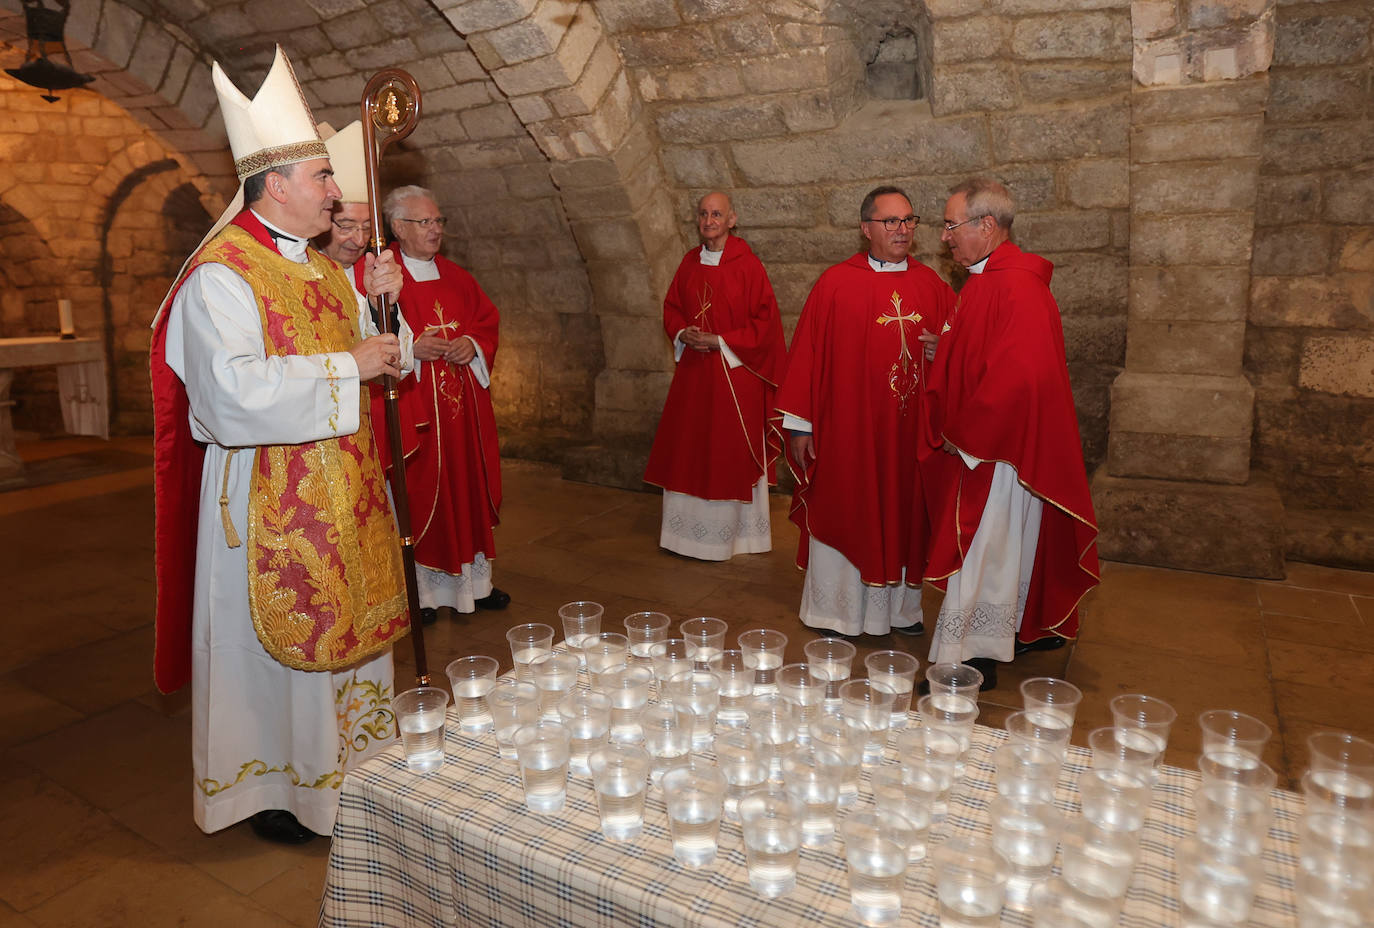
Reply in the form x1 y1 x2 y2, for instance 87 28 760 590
380 185 507 622
776 186 955 638
921 177 1100 691
644 192 788 560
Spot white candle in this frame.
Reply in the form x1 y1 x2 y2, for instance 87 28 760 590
59 299 75 337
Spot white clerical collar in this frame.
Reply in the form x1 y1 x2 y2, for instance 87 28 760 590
699 244 724 266
867 254 907 272
400 250 440 282
252 210 308 264
967 255 990 274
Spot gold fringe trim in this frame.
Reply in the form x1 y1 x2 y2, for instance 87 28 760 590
219 449 241 548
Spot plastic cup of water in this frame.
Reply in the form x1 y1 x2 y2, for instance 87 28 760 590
1005 709 1072 763
918 692 979 772
556 689 610 776
870 765 935 861
990 795 1063 906
1175 835 1264 927
1192 782 1272 855
1030 875 1124 928
393 686 450 773
444 655 499 734
716 729 768 820
512 720 571 813
661 759 727 868
600 664 653 743
530 650 580 719
866 650 919 731
748 693 799 779
925 662 984 702
1301 768 1374 820
1198 709 1272 771
1198 753 1276 795
648 638 694 693
623 611 671 666
842 812 916 927
489 679 538 760
1020 676 1082 732
804 637 857 702
776 662 828 742
506 622 554 682
994 741 1063 804
1079 767 1151 833
588 742 649 841
583 632 629 691
1088 725 1161 783
1109 694 1176 764
781 745 843 848
840 678 896 766
641 702 695 785
738 628 788 693
714 649 755 727
739 787 803 898
1297 815 1374 928
1059 817 1140 901
933 835 1009 928
666 669 721 749
680 616 728 669
557 600 603 667
1307 731 1374 779
811 707 864 806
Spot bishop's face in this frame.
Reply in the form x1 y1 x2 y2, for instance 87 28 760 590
941 192 996 268
276 158 342 239
391 195 445 262
320 201 373 269
861 193 916 264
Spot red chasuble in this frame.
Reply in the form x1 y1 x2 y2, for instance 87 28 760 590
387 243 502 574
922 241 1100 644
776 252 954 585
644 236 788 501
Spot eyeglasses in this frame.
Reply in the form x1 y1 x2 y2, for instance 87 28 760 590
331 219 373 236
397 217 447 229
864 215 919 231
942 217 982 233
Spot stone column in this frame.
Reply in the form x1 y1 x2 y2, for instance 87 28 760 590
1093 0 1285 577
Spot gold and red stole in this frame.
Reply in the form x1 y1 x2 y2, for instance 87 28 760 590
187 224 409 671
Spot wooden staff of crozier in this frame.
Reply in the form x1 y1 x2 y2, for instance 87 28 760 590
360 70 430 685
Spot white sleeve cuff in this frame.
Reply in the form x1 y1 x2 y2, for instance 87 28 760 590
782 413 812 433
467 336 491 389
718 337 743 370
672 329 686 363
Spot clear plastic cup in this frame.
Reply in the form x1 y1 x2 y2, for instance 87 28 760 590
1192 782 1272 855
600 664 654 743
933 834 1009 928
994 741 1063 804
583 632 629 691
489 679 538 760
589 743 649 840
662 759 727 868
641 702 694 785
776 662 827 742
512 720 571 813
738 628 788 693
717 729 770 821
748 693 799 779
866 650 919 731
919 692 979 772
530 649 580 719
557 600 603 667
870 765 935 861
804 637 857 701
1088 725 1161 783
713 649 754 727
842 812 915 927
925 662 984 702
1109 694 1176 761
781 745 844 848
648 637 694 692
811 707 863 807
666 669 721 749
739 787 803 898
1198 709 1272 772
1005 709 1072 762
840 678 896 766
393 686 450 773
1079 767 1151 833
1298 814 1374 928
1307 731 1374 780
506 622 554 682
556 689 610 776
680 616 728 668
1030 876 1124 928
1020 676 1082 734
623 611 671 665
1059 817 1140 901
1175 836 1264 927
990 795 1063 894
444 655 499 734
1198 753 1277 794
1301 768 1374 820
895 727 959 820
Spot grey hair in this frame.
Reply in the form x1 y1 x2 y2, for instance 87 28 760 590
382 185 437 229
860 185 912 223
950 177 1015 229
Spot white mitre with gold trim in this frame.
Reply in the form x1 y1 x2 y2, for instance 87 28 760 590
320 121 368 204
214 45 326 180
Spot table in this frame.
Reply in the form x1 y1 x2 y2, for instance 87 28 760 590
0 337 108 485
321 714 1304 927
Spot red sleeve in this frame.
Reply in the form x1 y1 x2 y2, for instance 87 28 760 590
717 256 787 386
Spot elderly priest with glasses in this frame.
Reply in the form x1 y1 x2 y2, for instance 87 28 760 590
379 185 508 624
149 48 415 844
776 185 955 640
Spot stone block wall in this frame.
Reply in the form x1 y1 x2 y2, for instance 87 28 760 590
1248 0 1373 513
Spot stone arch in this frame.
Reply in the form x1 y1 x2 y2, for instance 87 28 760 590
0 194 69 431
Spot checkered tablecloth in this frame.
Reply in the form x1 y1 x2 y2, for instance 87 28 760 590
321 709 1304 927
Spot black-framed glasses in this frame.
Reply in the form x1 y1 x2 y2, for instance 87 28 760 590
942 217 981 233
331 219 373 236
864 215 919 231
397 217 447 229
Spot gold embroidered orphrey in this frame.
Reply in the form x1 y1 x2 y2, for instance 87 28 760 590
876 289 922 412
187 223 409 673
694 280 714 329
424 299 467 410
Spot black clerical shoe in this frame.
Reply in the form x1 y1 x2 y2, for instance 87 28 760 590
249 809 317 845
474 588 511 610
893 622 925 637
965 657 999 691
1014 635 1068 656
419 607 438 626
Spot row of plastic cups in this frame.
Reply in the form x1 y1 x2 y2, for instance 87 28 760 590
1296 731 1374 927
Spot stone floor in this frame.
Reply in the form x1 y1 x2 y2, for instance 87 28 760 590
2 435 1372 927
